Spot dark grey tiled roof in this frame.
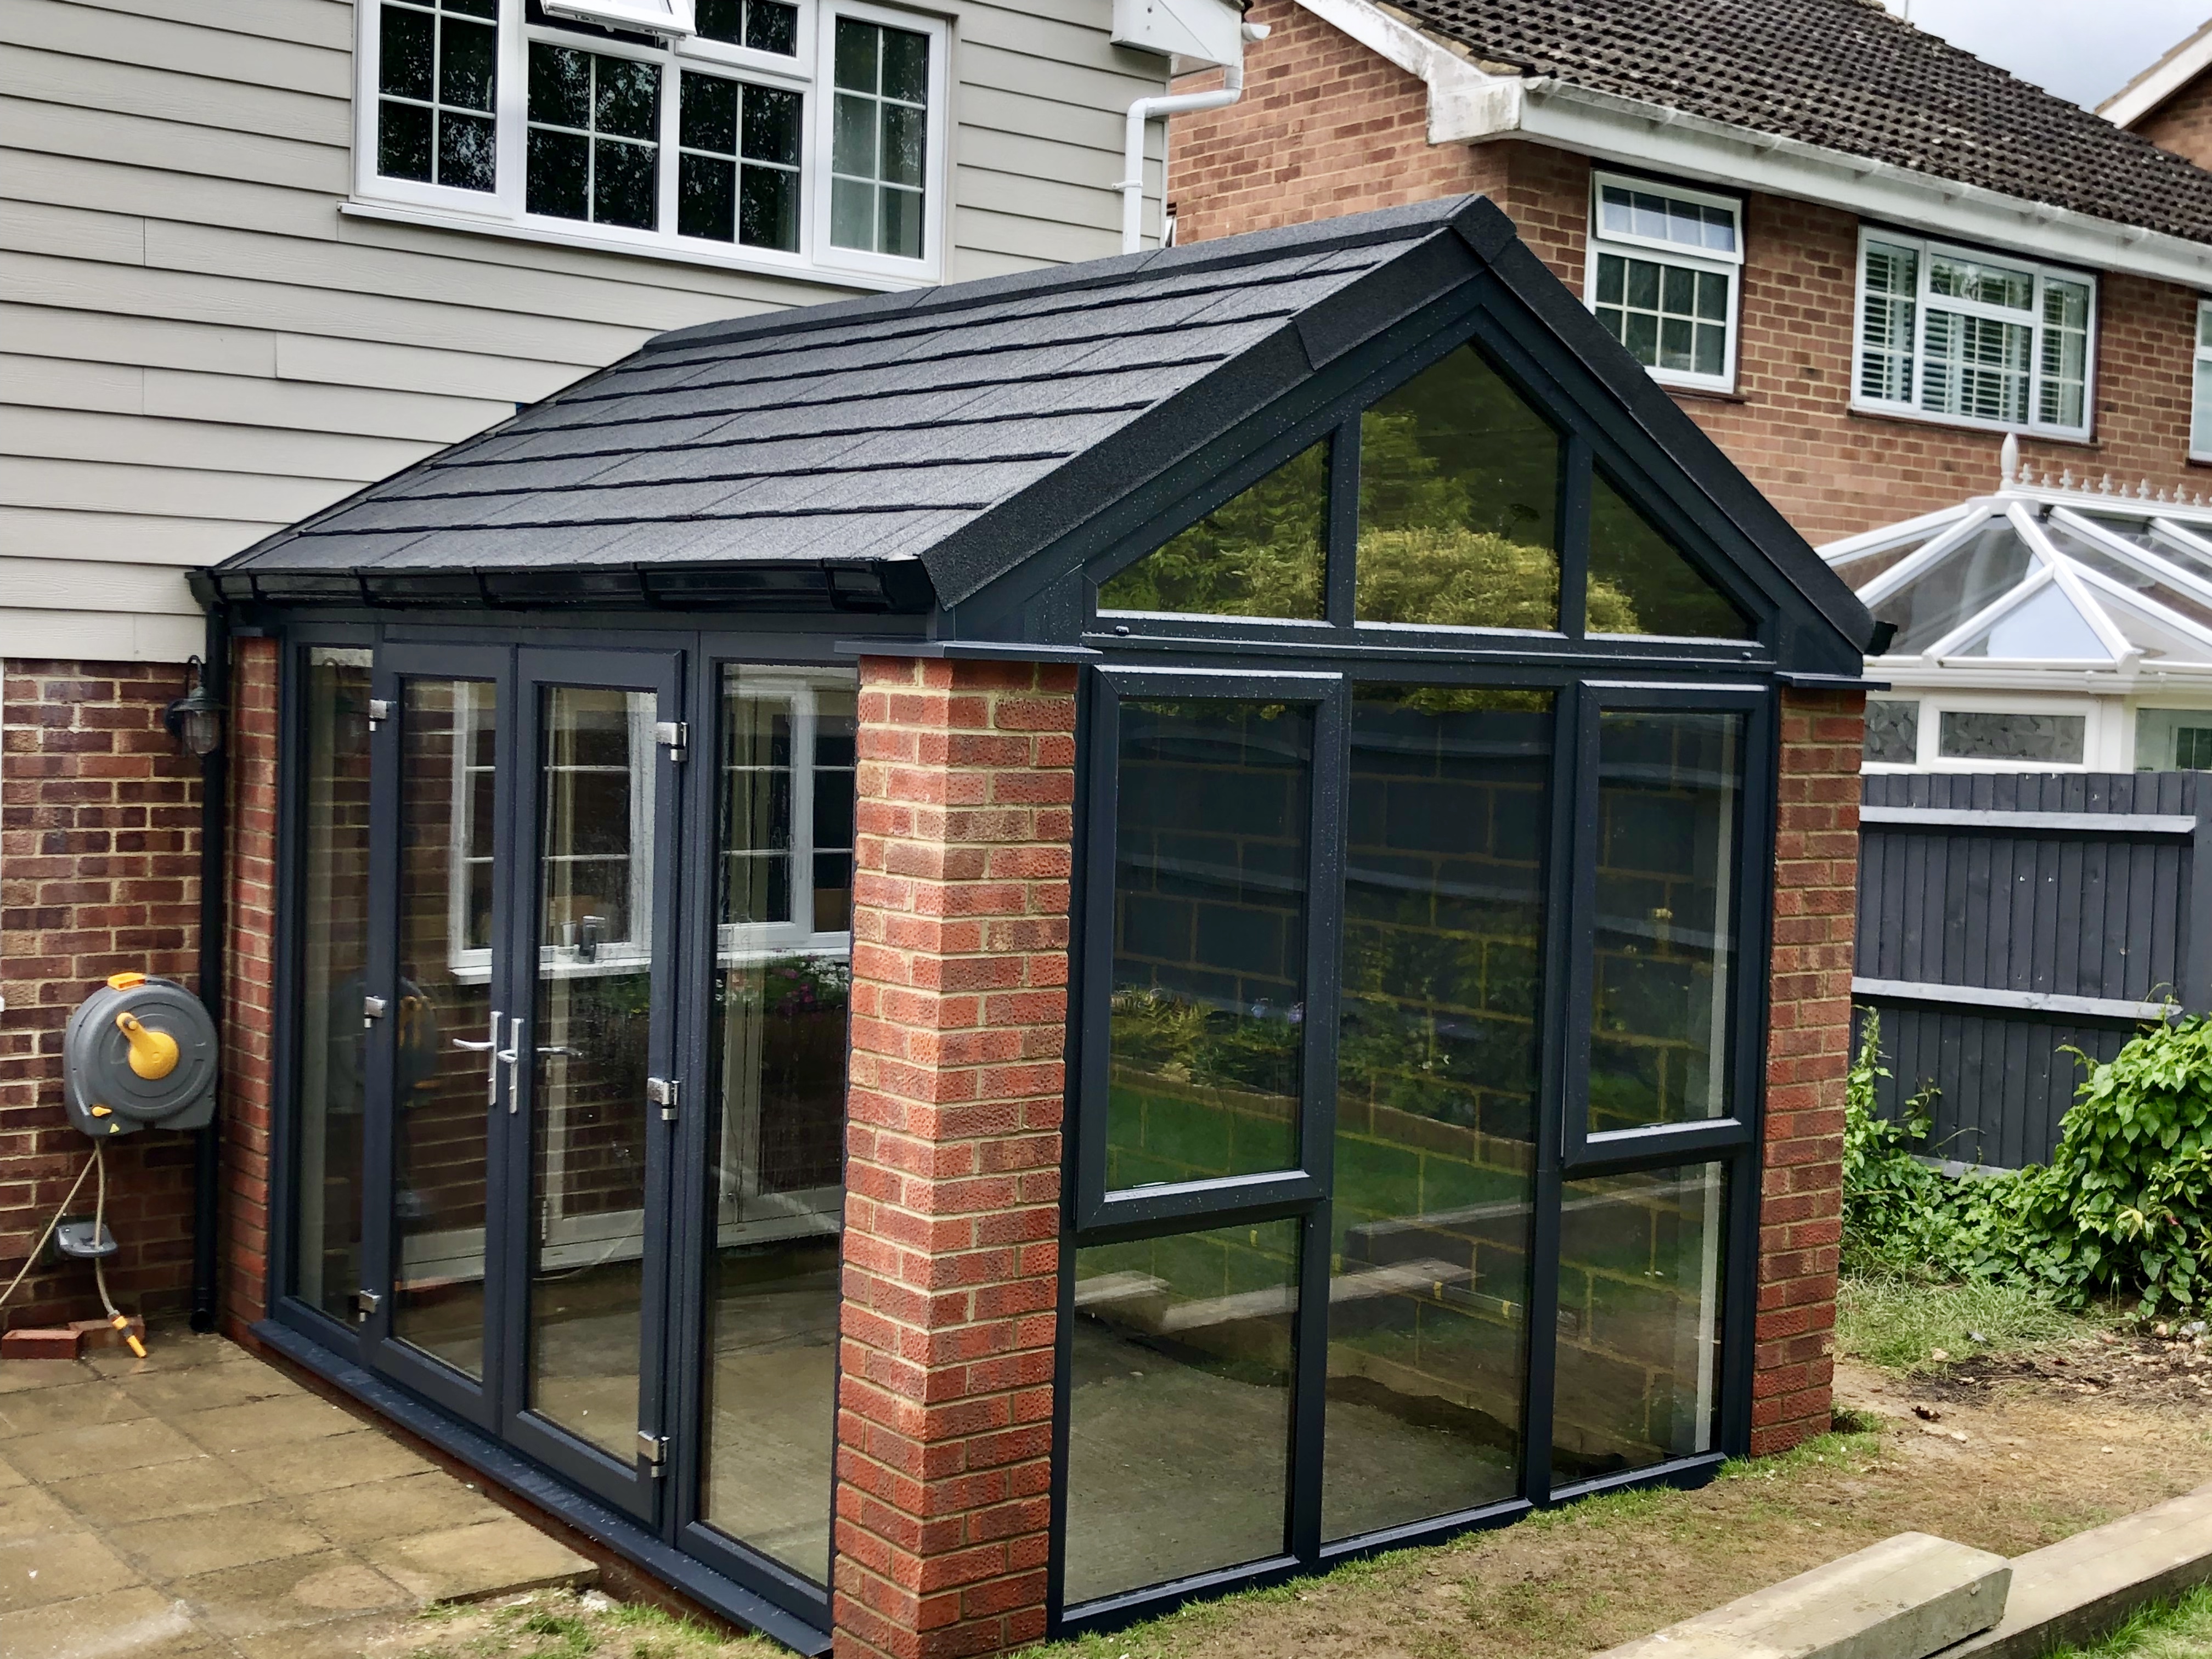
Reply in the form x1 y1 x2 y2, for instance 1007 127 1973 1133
217 206 1445 607
1394 0 2212 244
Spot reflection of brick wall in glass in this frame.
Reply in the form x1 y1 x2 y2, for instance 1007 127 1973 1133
1106 701 1313 1186
1590 710 1743 1132
1552 1164 1725 1483
1324 687 1548 1539
296 649 375 1322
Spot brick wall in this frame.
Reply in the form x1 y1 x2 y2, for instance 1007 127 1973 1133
221 637 279 1335
1170 0 2211 544
1752 689 1864 1455
0 661 202 1329
833 656 1076 1659
2135 75 2212 171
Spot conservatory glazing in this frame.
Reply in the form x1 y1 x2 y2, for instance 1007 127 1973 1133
203 197 1875 1655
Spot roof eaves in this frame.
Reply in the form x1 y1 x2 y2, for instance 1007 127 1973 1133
2100 16 2212 129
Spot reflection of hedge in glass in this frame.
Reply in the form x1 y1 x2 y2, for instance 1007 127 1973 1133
1589 473 1750 640
1098 441 1328 618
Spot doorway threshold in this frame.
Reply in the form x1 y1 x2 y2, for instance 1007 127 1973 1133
252 1318 833 1655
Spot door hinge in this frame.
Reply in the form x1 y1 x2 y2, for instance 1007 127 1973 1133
654 720 688 763
638 1430 668 1472
352 1289 382 1322
646 1076 680 1122
367 698 391 730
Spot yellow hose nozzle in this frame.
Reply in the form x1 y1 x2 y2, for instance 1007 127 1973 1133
114 1012 179 1081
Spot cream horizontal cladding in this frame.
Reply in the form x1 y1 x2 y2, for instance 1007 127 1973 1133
0 0 1169 661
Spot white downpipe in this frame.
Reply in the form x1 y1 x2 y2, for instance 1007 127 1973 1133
1118 38 1261 254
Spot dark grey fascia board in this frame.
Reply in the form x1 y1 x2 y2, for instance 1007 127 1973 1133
1777 670 1892 691
832 639 1102 662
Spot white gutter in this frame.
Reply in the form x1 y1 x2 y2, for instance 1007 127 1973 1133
1291 0 2212 291
1119 20 1272 255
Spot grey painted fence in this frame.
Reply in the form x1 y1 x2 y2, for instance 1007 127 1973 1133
1850 771 2212 1169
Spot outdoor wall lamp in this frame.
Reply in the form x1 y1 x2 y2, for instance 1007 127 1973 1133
164 656 225 758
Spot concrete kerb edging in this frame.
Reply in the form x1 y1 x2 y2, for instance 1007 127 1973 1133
1596 1479 2212 1659
1934 1481 2212 1659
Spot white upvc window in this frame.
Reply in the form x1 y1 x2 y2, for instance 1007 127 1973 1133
1585 172 1743 393
2191 301 2212 462
352 0 948 286
1852 229 2096 441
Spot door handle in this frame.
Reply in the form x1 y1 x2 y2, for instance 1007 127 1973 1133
452 1010 501 1107
496 1016 525 1114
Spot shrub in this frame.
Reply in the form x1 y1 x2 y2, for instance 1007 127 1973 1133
1843 1008 2212 1316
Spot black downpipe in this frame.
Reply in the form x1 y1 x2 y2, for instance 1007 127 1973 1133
189 603 230 1333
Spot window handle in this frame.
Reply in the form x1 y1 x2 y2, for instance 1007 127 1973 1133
496 1017 525 1114
452 1010 501 1107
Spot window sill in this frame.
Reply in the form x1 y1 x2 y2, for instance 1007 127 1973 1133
1665 385 1748 406
1845 399 2095 447
339 198 930 293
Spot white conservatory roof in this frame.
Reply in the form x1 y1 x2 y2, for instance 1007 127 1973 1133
1820 452 2212 690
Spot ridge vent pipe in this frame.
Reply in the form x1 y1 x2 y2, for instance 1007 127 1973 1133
1118 17 1269 254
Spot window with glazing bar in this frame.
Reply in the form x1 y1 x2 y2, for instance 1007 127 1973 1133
1585 173 1743 392
359 0 944 276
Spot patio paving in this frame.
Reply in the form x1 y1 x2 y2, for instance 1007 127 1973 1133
0 1325 594 1657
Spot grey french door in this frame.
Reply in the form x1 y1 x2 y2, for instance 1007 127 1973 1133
356 642 685 1521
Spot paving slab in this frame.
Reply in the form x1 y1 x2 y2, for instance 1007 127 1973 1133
360 1516 598 1603
296 1469 507 1547
44 1453 259 1527
108 1497 332 1582
0 1583 220 1658
5 1416 208 1482
1940 1480 2212 1659
170 1391 364 1455
1597 1533 2011 1659
0 1529 145 1616
221 1427 440 1496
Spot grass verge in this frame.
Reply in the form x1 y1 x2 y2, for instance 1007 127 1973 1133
1836 1273 2096 1370
2054 1585 2212 1659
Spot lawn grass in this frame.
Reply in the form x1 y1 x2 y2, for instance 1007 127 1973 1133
398 1591 786 1659
1835 1272 2097 1370
2053 1585 2212 1659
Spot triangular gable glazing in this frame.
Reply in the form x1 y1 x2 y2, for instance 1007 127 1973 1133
1948 579 2113 661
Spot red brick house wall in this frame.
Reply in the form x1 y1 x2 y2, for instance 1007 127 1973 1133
1757 690 1864 1455
0 661 201 1330
221 637 279 1336
2135 75 2212 172
834 656 1076 1659
1170 0 2211 545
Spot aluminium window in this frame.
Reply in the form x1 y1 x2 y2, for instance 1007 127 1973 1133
353 0 945 281
1853 230 2096 439
1585 173 1742 392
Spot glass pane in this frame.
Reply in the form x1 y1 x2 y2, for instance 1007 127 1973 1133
439 14 496 110
1064 1218 1299 1604
1863 698 1920 765
381 4 434 100
393 678 500 1379
294 650 374 1323
1589 710 1743 1132
1873 516 2032 654
2136 707 2212 770
379 100 433 182
695 0 740 42
2193 358 2212 456
1936 710 2086 763
747 0 798 53
529 686 656 1460
1587 475 1751 640
1858 241 1918 403
1921 308 2030 425
1951 581 2111 661
1553 1163 1724 1487
1107 701 1312 1188
1323 687 1548 1541
1097 441 1327 619
679 153 735 241
594 136 658 229
743 84 801 165
1357 346 1561 630
527 128 589 220
681 72 738 154
740 163 799 251
699 667 856 1584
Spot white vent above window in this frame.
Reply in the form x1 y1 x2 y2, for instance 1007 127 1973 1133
540 0 696 38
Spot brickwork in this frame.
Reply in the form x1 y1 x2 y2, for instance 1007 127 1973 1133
0 660 201 1329
2135 74 2212 172
833 657 1076 1659
1169 0 2212 544
1752 689 1865 1455
221 637 279 1335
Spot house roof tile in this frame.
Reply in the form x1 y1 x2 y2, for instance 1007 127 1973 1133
1392 0 2212 244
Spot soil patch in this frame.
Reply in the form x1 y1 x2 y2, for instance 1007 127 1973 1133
1909 1327 2212 1413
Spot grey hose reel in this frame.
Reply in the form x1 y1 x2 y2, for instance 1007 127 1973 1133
63 973 218 1138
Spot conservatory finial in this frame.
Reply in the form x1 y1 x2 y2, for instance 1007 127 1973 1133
2000 432 2019 487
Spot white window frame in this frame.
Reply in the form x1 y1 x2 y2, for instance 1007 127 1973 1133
1849 227 2098 443
348 0 947 289
2191 300 2212 463
1865 690 2106 773
1584 171 1743 395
